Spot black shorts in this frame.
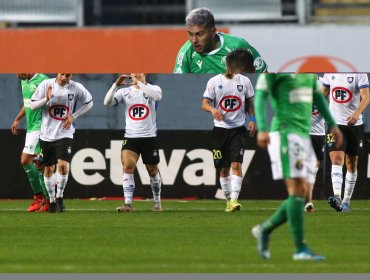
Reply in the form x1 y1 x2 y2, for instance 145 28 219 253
212 126 248 168
121 137 160 165
39 138 73 166
310 135 325 161
326 124 364 156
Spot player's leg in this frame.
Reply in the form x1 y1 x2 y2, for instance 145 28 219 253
22 131 45 212
212 127 232 211
142 137 162 211
341 125 363 212
33 142 50 211
117 138 140 212
54 138 73 212
305 136 321 212
327 126 346 211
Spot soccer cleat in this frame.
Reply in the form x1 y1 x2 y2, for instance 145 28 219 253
153 200 162 212
293 248 326 261
116 204 133 212
39 200 50 212
328 196 342 212
56 197 65 212
49 202 58 213
27 194 44 212
340 202 351 212
304 202 315 213
251 225 271 260
225 200 232 212
229 199 242 212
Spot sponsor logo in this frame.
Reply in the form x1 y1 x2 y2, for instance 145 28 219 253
49 105 70 120
218 85 223 89
128 104 150 120
331 87 353 103
177 52 184 66
195 60 202 69
219 95 242 112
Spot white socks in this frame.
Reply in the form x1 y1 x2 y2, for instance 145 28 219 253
343 172 357 204
220 176 231 201
150 173 161 202
56 172 69 198
230 175 243 200
44 173 57 203
123 173 135 205
331 165 343 199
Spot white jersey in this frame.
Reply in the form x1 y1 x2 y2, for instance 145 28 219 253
114 83 161 138
31 78 92 141
203 74 254 129
310 104 325 135
322 73 369 126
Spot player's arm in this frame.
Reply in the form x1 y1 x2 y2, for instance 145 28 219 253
347 87 369 125
201 98 223 121
254 89 270 148
30 85 52 110
137 82 162 101
313 92 343 148
104 75 130 106
11 106 25 135
246 97 256 137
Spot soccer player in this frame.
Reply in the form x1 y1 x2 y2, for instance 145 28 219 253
305 105 326 213
323 74 369 212
30 74 93 213
104 74 163 212
174 7 267 74
12 73 50 212
252 74 343 261
201 51 256 212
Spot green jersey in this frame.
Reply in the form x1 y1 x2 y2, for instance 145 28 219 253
255 74 336 137
174 32 267 74
21 73 49 132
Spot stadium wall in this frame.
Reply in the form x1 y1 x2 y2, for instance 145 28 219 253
1 129 370 200
0 25 369 73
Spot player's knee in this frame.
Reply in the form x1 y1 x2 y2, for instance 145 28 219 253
123 163 136 174
146 165 159 177
230 162 242 172
20 156 33 166
219 168 230 177
57 162 69 175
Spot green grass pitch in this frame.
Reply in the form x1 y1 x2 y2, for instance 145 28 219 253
0 199 369 273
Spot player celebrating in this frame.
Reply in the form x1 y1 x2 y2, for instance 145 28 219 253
104 74 163 212
201 51 256 212
30 74 93 213
11 73 50 212
174 7 267 74
252 74 343 261
323 74 369 212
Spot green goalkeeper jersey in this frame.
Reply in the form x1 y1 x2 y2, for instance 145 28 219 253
174 32 267 74
255 74 336 137
21 73 49 132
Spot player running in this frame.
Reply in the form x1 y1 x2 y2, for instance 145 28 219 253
323 74 369 212
174 7 267 74
201 50 256 212
30 74 93 213
12 73 50 212
104 74 163 212
252 74 343 261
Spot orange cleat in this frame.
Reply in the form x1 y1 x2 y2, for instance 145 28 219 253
27 194 44 212
39 199 50 212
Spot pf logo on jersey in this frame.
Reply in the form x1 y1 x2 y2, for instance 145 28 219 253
331 87 353 104
219 95 242 112
49 105 70 120
129 104 149 120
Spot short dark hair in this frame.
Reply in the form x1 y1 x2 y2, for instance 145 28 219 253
186 7 215 28
226 49 255 73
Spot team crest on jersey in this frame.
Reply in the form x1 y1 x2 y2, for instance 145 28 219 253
128 104 150 120
49 105 70 120
219 95 242 112
237 85 243 92
30 84 37 92
254 57 264 71
68 94 74 101
331 87 353 104
347 77 354 83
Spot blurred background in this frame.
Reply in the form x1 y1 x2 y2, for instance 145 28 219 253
0 0 370 72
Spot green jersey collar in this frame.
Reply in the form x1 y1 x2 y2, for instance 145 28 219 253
206 33 224 56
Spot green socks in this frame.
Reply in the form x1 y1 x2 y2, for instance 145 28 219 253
261 195 307 253
39 171 49 199
286 195 307 252
23 163 43 195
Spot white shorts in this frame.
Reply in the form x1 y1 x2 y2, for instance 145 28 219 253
267 131 316 180
23 130 41 155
